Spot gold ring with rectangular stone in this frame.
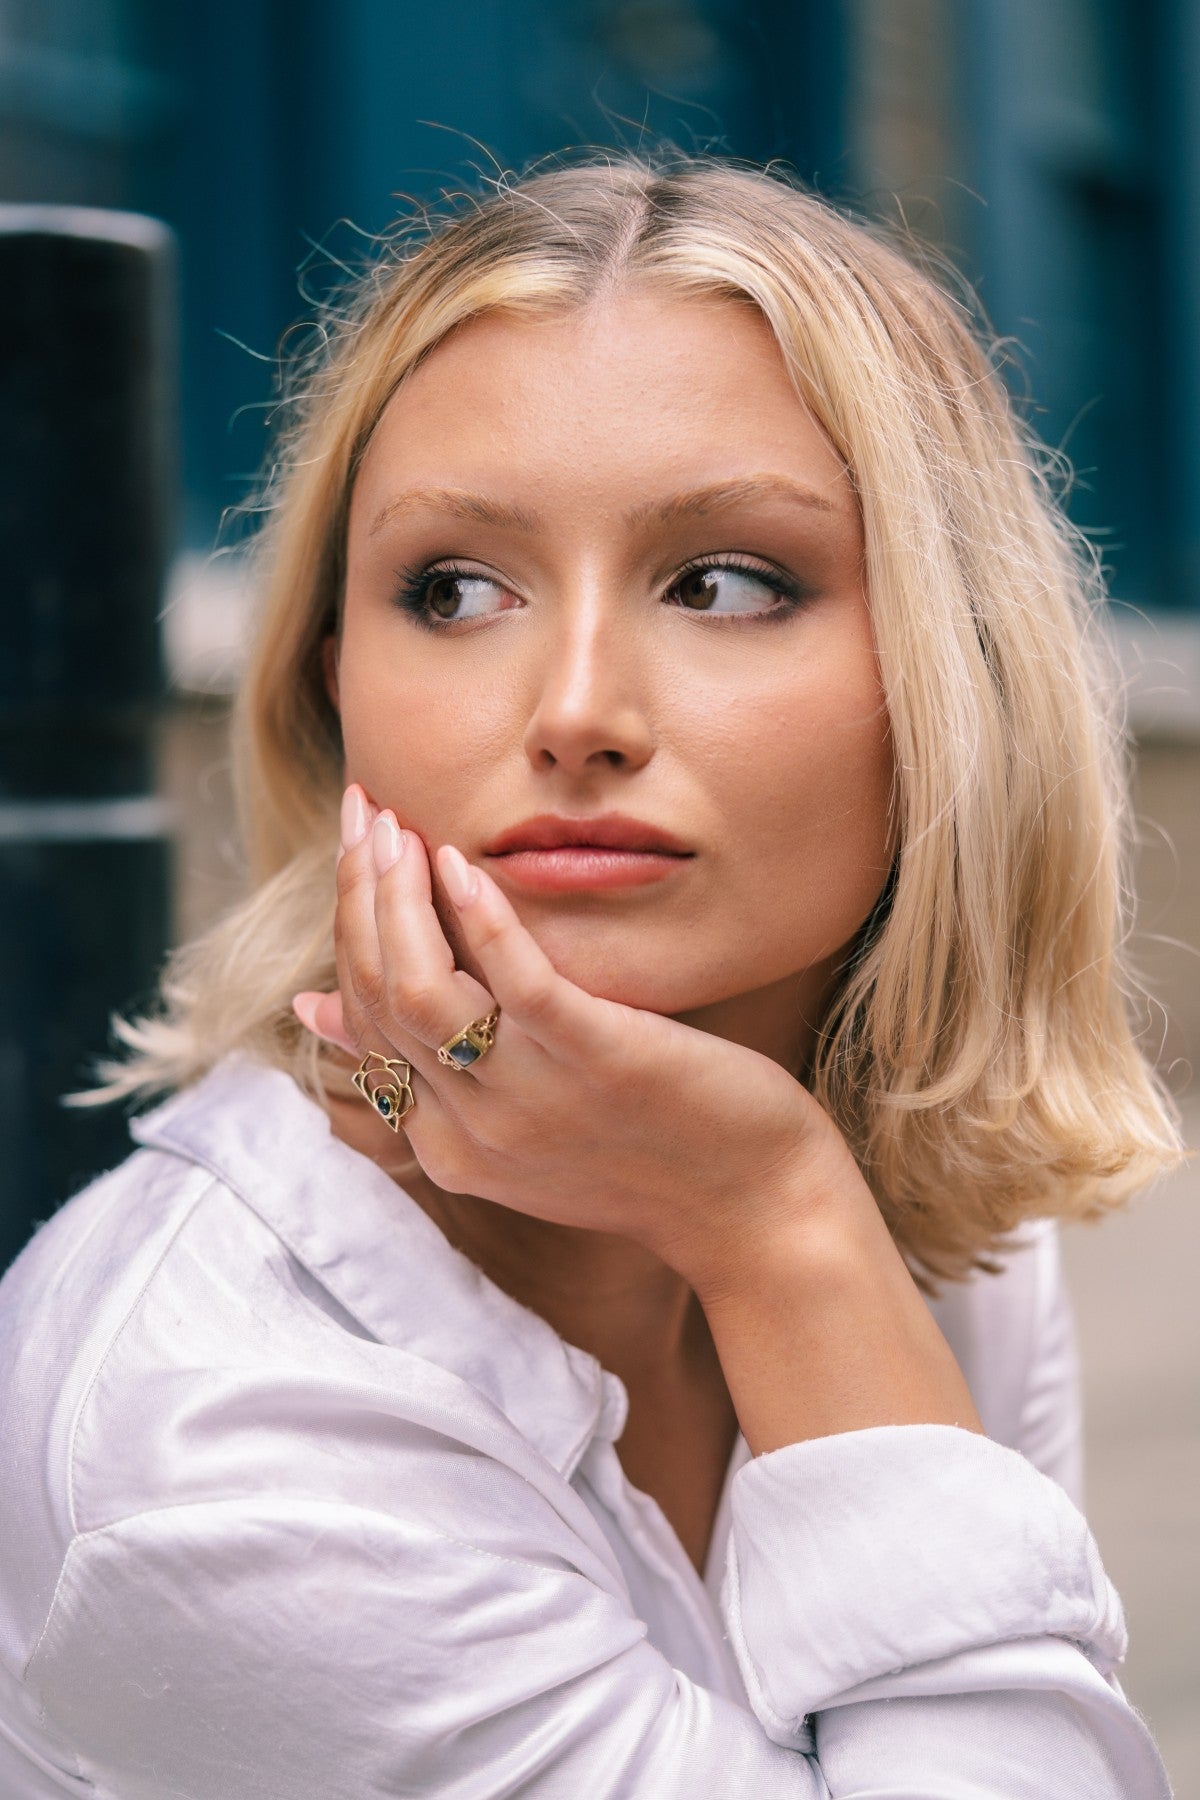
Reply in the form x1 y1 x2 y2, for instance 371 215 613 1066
436 1006 500 1072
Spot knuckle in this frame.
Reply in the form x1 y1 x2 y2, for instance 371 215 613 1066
353 962 388 1020
592 1033 644 1101
335 851 368 903
515 977 555 1026
385 976 443 1039
592 1056 635 1108
472 911 510 957
418 1137 473 1196
461 1107 508 1159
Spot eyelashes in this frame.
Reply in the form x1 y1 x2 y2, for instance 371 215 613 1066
391 566 517 629
389 554 812 631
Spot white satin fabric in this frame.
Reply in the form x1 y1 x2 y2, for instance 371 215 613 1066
0 1055 1170 1797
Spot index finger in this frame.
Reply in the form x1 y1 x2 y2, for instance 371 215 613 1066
436 845 627 1062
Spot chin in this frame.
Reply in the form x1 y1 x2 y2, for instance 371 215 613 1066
529 932 753 1017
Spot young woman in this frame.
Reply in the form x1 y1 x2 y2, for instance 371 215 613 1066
0 154 1182 1797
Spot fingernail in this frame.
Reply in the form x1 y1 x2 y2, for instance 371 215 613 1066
292 992 323 1035
340 785 370 851
439 844 479 907
372 812 405 875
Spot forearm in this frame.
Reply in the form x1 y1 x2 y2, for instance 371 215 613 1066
689 1160 1171 1793
693 1156 983 1455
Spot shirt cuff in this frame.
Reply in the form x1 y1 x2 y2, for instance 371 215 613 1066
720 1423 1127 1744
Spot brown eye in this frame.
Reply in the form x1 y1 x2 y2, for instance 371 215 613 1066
392 563 522 630
669 563 788 616
427 576 463 619
680 569 720 610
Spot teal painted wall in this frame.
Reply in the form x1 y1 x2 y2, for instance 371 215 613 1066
0 0 1196 609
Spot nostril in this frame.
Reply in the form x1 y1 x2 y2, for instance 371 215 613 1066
522 696 655 774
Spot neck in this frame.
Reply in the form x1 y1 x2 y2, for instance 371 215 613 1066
426 1188 708 1380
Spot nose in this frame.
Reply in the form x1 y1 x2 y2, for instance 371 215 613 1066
521 590 656 777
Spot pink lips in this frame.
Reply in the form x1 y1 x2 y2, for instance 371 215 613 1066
482 814 693 893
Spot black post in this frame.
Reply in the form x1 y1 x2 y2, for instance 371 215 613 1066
0 208 176 1272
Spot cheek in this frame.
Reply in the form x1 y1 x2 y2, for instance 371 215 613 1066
727 673 895 955
335 641 504 826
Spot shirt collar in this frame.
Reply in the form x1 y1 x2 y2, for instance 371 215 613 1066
131 1054 628 1478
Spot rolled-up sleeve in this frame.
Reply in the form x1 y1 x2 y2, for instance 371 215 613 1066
722 1424 1168 1797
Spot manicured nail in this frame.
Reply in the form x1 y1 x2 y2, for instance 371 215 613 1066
340 785 370 851
438 844 479 907
292 992 324 1036
373 812 405 875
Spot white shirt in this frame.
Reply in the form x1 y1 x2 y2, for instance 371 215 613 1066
0 1054 1170 1798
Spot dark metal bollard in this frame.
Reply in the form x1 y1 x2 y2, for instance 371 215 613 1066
0 207 176 1272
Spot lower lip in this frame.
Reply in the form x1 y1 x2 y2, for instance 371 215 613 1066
487 848 691 892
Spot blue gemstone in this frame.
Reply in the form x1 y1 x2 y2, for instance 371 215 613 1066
448 1038 480 1066
376 1094 392 1115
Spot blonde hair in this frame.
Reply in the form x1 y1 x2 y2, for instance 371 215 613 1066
95 151 1182 1286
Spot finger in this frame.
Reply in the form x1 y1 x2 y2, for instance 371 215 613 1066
318 788 481 1175
293 980 433 1104
293 989 357 1056
333 781 380 1030
293 979 452 1138
436 845 626 1061
334 808 404 1049
335 811 479 1110
371 815 500 1062
330 783 403 1058
295 970 473 1177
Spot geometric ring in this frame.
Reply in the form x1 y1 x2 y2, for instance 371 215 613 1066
352 1051 415 1132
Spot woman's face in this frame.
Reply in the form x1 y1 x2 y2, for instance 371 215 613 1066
335 287 893 1049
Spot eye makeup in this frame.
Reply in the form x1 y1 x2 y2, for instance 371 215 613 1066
388 551 814 631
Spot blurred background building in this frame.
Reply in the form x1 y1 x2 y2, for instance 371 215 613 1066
2 0 1197 1784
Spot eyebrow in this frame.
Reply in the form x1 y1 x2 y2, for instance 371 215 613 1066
367 474 847 539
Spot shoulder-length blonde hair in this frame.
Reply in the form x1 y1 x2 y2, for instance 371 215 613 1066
96 151 1182 1286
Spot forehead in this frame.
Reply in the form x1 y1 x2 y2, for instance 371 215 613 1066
350 287 854 529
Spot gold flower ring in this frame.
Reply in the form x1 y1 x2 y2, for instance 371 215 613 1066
352 1052 415 1131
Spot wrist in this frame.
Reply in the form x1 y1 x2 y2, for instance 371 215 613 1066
674 1134 882 1309
678 1151 984 1453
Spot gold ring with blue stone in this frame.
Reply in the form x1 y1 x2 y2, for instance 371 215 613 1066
437 1005 501 1073
352 1052 415 1130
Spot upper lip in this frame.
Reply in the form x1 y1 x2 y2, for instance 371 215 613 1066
484 814 693 855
